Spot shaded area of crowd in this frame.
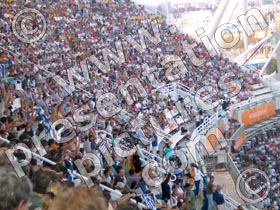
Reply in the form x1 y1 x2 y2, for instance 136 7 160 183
234 127 280 210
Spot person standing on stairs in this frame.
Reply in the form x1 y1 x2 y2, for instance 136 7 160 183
190 163 203 198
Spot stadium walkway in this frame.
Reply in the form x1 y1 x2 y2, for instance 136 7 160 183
213 171 244 204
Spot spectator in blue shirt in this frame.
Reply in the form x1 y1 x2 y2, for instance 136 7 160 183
174 162 184 186
213 185 225 210
136 177 147 194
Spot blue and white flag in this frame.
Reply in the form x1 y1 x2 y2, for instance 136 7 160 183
0 60 12 78
98 141 108 154
67 161 74 182
37 107 52 133
218 108 228 118
141 194 156 210
0 64 6 78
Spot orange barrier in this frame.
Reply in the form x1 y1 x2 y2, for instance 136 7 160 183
217 122 223 132
233 131 246 150
205 126 224 153
241 102 276 126
130 15 165 23
207 134 218 151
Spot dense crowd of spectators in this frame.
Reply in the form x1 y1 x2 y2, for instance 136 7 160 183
1 159 230 210
0 0 259 135
0 0 264 209
234 128 280 210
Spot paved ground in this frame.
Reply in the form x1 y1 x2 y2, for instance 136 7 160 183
193 171 243 210
213 171 244 204
196 196 204 209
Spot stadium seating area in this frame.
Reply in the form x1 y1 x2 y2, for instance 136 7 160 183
233 128 280 210
0 0 276 210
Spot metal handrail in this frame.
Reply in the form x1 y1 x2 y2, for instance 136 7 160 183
230 93 273 111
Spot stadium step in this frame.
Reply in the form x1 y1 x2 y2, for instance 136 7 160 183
213 171 245 205
203 156 216 173
251 83 264 90
251 87 272 97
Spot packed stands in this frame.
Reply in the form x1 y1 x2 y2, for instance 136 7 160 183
233 126 280 210
0 0 276 209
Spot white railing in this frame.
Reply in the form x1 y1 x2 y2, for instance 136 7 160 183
150 117 173 140
156 82 223 144
251 83 264 90
156 82 213 105
176 83 196 97
193 112 220 136
223 193 243 210
251 87 272 97
226 154 262 210
229 93 273 111
260 77 280 96
175 83 222 139
176 82 215 106
223 193 258 210
154 82 176 95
